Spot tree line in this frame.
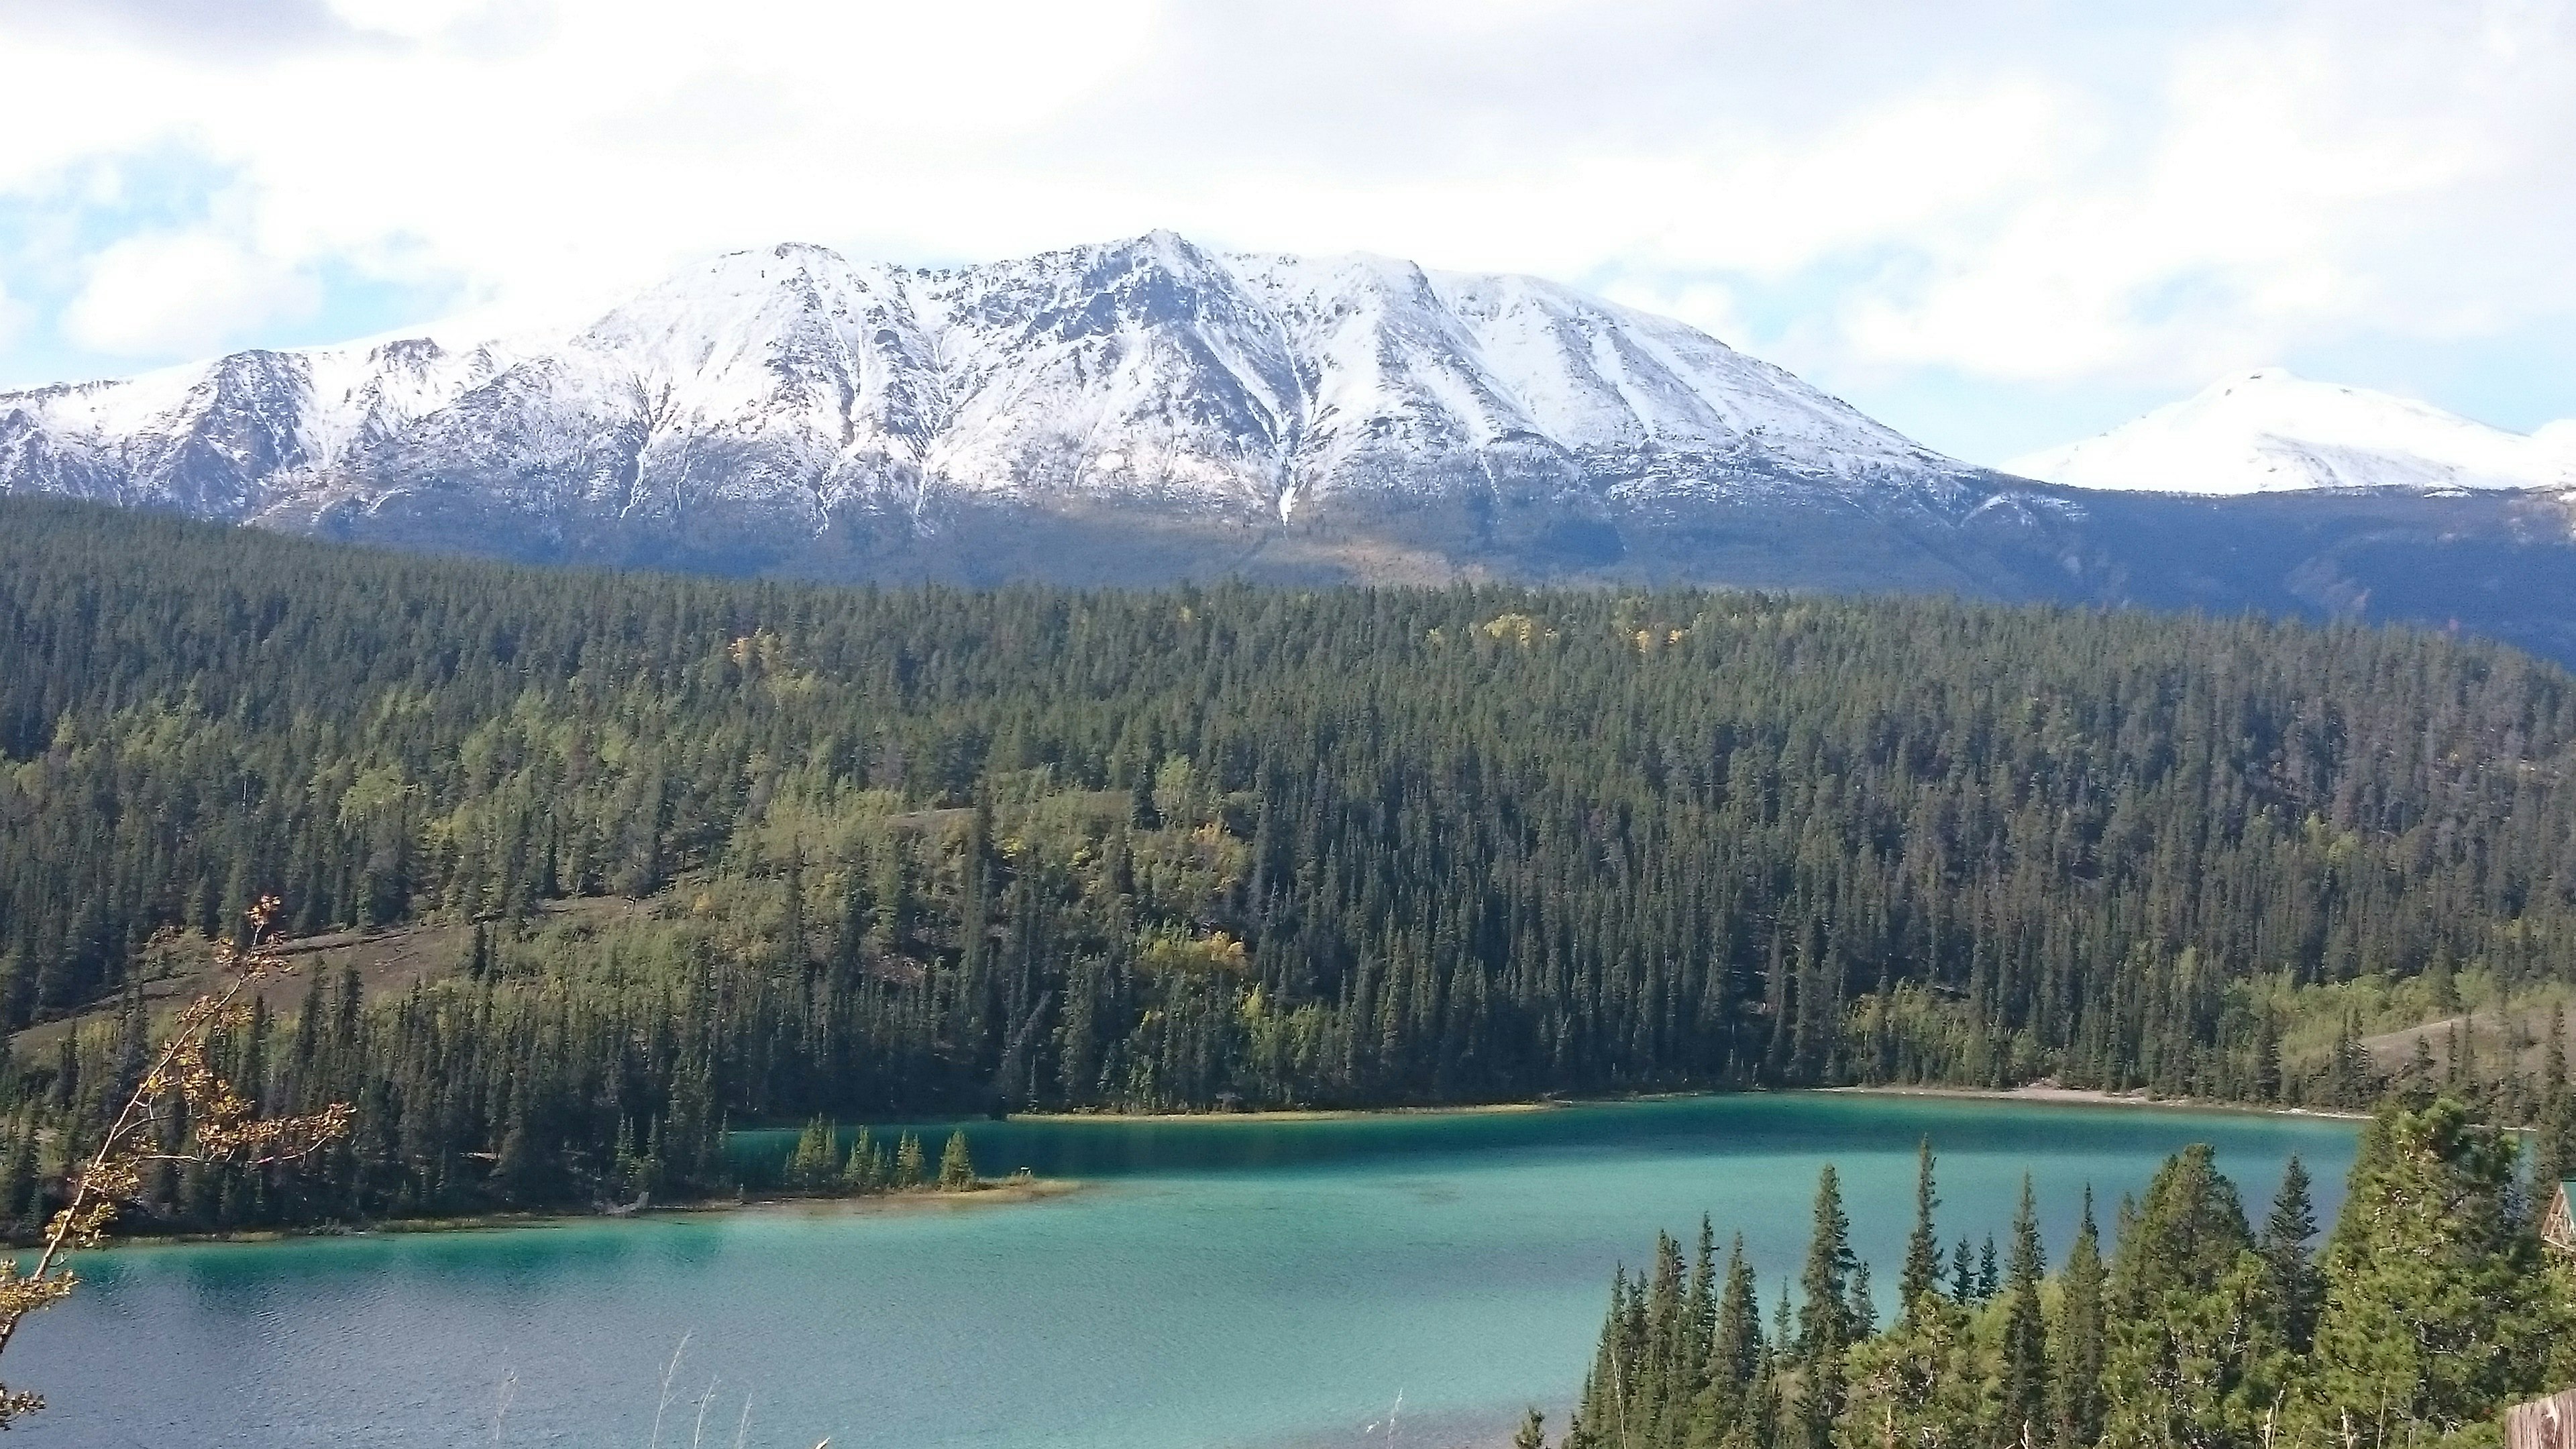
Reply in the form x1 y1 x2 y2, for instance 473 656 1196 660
2 496 2575 1230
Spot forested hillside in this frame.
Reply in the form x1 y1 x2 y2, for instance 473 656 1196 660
3 496 2575 1230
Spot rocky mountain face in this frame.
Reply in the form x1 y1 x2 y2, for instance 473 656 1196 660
2008 368 2576 496
0 233 1985 555
9 234 2576 665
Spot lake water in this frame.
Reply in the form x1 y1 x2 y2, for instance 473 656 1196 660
9 1093 2358 1449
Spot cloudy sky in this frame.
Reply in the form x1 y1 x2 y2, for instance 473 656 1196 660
0 0 2568 464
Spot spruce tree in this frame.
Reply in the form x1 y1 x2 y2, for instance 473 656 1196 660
2258 1156 2321 1354
1901 1137 1943 1314
1691 1235 1762 1446
1995 1179 2049 1449
2251 1011 2282 1104
2053 1189 2106 1449
843 1127 881 1192
1795 1166 1858 1448
2537 1006 2571 1188
937 1130 977 1191
1845 1260 1875 1342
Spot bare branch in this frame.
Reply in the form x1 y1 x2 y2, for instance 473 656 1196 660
0 896 354 1427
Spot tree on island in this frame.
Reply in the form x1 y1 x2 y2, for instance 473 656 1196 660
938 1130 977 1190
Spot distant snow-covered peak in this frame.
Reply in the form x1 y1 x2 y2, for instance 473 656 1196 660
2007 369 2576 495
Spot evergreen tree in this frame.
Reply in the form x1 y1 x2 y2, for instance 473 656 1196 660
1845 1260 1876 1342
1796 1166 1859 1448
2303 1098 2571 1448
2536 1008 2571 1189
937 1130 977 1191
2257 1157 2321 1354
1839 1275 1981 1449
1901 1138 1943 1315
1554 1103 2576 1449
1690 1235 1762 1448
2052 1190 2106 1449
783 1117 839 1191
2098 1145 2282 1449
1994 1179 2049 1449
843 1128 883 1193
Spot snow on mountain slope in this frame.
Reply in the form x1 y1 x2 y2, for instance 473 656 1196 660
917 232 1309 516
2007 369 2576 496
0 233 1989 538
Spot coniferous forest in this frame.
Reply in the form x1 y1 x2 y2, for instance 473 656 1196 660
2 496 2575 1231
1544 1096 2576 1449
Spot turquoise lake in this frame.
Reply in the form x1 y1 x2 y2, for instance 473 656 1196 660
9 1093 2359 1449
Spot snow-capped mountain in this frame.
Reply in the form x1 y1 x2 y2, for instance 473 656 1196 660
0 232 1984 545
2006 368 2576 496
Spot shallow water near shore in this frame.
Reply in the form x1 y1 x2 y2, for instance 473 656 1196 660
11 1092 2357 1449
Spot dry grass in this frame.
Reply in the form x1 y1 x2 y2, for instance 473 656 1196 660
2361 998 2572 1078
8 894 649 1058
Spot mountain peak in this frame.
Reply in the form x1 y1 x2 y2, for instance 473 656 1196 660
0 234 1990 545
2008 371 2575 496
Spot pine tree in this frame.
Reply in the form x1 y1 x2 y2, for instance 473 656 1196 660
937 1129 977 1191
1902 1137 1943 1315
1994 1179 2049 1449
2537 1007 2571 1188
893 1131 926 1190
0 1125 29 1230
2052 1189 2106 1449
2100 1144 2282 1449
2251 1011 2282 1104
2304 1098 2572 1448
1690 1235 1762 1447
2259 1156 2321 1354
842 1127 881 1193
782 1116 839 1191
1796 1166 1858 1448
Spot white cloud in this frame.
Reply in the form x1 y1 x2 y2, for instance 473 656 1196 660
0 0 2567 425
1829 3 2576 388
321 0 499 42
60 231 319 358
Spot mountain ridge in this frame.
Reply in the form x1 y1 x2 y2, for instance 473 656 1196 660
11 237 2576 668
0 231 1991 547
2007 367 2576 496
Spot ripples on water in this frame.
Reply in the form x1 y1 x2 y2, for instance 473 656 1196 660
12 1092 2358 1449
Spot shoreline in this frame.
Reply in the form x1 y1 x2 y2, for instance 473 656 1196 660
1823 1083 2373 1122
87 1175 1085 1252
1010 1081 2371 1126
1006 1099 1564 1124
79 1083 2369 1250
